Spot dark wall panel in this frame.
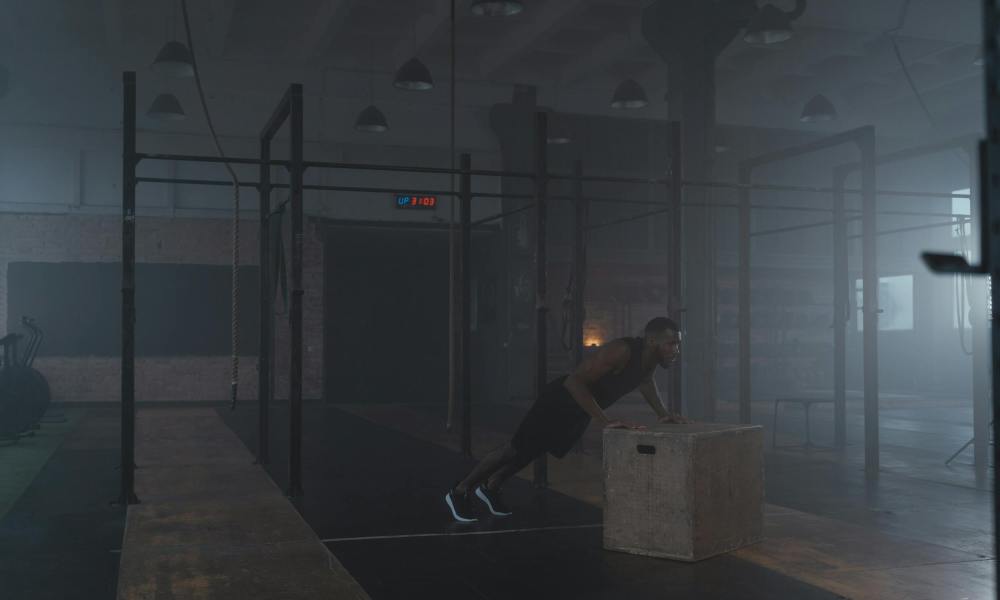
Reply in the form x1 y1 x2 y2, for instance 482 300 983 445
7 262 259 357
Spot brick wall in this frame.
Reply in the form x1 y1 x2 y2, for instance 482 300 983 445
0 213 324 403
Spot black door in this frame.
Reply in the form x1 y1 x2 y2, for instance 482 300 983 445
324 227 450 404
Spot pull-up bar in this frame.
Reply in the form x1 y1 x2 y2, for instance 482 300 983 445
133 152 970 201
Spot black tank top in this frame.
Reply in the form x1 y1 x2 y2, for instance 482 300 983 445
550 337 647 410
590 337 647 409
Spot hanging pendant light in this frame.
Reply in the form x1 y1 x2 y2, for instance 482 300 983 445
393 57 434 91
546 121 571 145
744 5 794 44
799 94 837 122
611 79 648 109
151 41 195 78
355 105 389 132
470 1 524 17
547 132 571 145
714 131 730 154
147 93 186 121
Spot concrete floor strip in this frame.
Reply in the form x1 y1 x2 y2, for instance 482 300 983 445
115 408 370 600
321 523 603 543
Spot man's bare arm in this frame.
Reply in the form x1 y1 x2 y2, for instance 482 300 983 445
639 377 690 423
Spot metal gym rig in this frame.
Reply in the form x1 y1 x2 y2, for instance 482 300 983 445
118 74 984 500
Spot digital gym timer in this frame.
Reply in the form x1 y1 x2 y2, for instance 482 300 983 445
395 194 438 210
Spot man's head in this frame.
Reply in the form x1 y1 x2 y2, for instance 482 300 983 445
644 317 681 368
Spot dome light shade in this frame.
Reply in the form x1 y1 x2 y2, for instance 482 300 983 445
470 1 524 17
393 57 434 91
151 41 195 78
355 105 389 132
546 127 571 145
744 4 793 45
800 94 837 122
611 79 648 109
714 134 730 153
147 93 186 121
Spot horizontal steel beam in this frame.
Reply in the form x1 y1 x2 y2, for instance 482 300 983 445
847 218 970 239
133 152 969 200
260 85 294 142
471 202 537 227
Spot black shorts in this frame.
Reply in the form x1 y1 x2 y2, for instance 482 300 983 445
510 378 591 461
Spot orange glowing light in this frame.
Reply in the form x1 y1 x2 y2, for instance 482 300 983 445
584 337 603 347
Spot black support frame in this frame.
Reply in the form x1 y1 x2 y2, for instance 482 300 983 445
832 136 978 452
533 112 549 488
122 70 980 514
118 71 138 506
459 154 473 456
119 75 308 502
667 122 684 414
257 83 306 497
737 126 880 477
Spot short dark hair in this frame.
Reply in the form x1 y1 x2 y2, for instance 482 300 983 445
644 317 679 335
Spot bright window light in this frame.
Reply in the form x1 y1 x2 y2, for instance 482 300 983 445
952 188 971 238
953 278 972 329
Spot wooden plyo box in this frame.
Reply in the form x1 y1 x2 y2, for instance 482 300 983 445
603 423 764 562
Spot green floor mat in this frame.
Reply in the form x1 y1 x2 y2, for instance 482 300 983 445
0 408 87 520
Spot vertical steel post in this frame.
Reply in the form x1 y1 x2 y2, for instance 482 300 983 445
288 84 305 498
832 169 848 449
257 138 272 465
858 127 879 478
119 71 139 506
972 142 990 481
460 154 473 457
982 0 1000 572
446 0 458 436
668 122 683 414
533 112 549 488
573 160 587 367
737 165 751 425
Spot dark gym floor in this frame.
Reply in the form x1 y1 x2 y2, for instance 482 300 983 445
0 399 992 599
0 407 125 600
218 404 841 600
330 398 996 599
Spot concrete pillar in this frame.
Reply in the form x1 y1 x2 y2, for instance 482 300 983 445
642 0 755 419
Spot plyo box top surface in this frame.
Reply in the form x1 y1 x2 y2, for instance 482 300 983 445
604 423 763 439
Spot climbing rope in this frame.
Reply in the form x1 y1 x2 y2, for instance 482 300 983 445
180 0 241 409
560 272 575 351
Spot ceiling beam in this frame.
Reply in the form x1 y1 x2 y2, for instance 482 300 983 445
288 0 359 62
479 0 588 78
390 0 451 68
865 71 980 117
558 21 643 85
